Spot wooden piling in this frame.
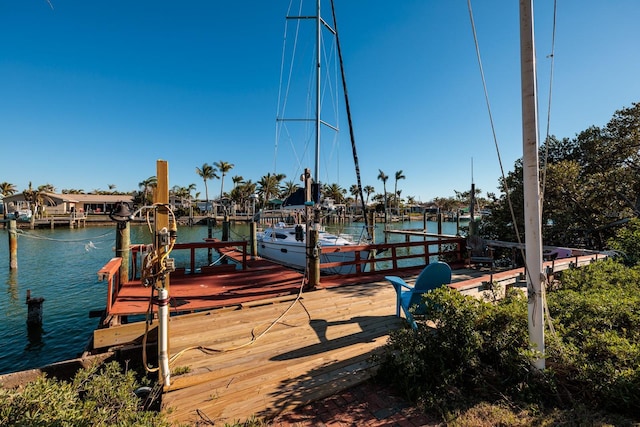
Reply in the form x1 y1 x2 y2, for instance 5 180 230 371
222 214 230 241
8 219 17 270
26 290 45 326
115 221 131 281
249 221 257 257
307 228 320 290
207 218 213 263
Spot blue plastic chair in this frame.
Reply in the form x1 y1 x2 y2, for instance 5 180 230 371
385 261 452 329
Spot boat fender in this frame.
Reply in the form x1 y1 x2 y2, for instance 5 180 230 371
295 225 304 242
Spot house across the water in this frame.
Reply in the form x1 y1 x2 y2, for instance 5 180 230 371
2 193 134 217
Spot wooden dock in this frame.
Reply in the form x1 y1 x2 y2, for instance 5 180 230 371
87 233 607 424
160 279 401 424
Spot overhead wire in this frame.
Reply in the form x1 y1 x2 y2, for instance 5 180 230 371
540 0 558 205
466 0 526 261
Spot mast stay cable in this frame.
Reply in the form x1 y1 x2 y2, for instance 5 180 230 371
329 0 371 240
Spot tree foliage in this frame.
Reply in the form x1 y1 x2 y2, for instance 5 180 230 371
484 102 640 250
606 217 640 266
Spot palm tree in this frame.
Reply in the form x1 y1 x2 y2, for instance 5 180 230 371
138 176 157 206
232 175 244 188
257 173 286 208
0 182 17 197
195 163 218 213
214 161 234 199
394 170 406 215
281 180 299 199
229 180 257 212
62 188 84 194
349 184 359 214
323 183 346 204
377 169 389 223
22 182 55 225
364 185 375 205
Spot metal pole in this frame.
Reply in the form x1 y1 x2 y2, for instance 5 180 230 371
520 0 545 369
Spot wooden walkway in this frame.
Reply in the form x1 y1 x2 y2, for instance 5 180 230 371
161 279 401 424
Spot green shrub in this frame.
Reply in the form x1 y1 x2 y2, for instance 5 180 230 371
606 217 640 266
377 287 553 416
547 260 640 415
378 259 640 421
0 361 170 426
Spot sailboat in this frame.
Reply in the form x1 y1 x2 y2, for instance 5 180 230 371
256 0 369 275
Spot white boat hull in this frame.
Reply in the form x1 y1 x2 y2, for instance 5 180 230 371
257 224 368 275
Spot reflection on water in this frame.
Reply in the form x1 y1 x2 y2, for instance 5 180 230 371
0 219 458 375
5 269 19 303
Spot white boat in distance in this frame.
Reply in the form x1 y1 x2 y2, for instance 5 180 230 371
257 222 368 275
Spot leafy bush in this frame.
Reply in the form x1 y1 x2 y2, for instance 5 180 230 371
377 287 554 417
378 259 640 421
547 259 640 415
607 217 640 266
0 361 170 426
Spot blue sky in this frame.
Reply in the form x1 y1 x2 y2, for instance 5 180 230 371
1 0 639 203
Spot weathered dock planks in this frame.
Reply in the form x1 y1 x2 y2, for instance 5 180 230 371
161 280 401 424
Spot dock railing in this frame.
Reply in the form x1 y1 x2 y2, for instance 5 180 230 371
319 236 465 276
129 239 248 280
97 257 123 317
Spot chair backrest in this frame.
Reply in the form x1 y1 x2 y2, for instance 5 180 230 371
467 235 488 256
414 261 452 292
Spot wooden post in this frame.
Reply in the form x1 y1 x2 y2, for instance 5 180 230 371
155 160 170 291
367 210 375 243
308 229 320 290
26 289 45 326
222 214 230 241
249 221 257 258
207 218 213 263
8 219 17 270
437 213 443 258
115 221 131 281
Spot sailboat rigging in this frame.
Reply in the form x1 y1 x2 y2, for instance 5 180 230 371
257 0 369 275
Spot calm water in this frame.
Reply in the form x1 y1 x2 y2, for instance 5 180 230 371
0 219 459 375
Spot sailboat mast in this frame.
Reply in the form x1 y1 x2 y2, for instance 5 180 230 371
519 0 545 369
314 0 321 185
